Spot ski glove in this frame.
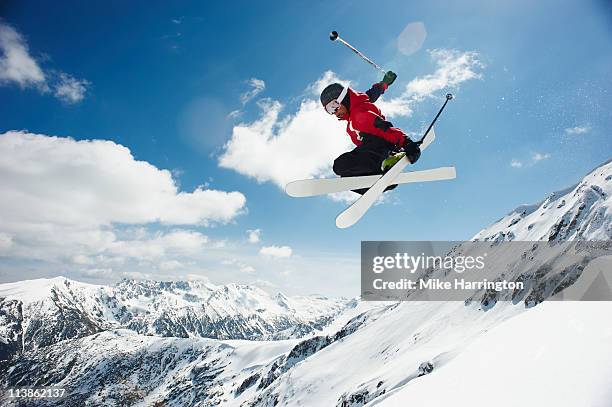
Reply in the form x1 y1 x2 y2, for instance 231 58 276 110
402 137 421 164
382 71 397 86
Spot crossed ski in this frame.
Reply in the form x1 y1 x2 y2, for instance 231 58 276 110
285 127 457 228
285 166 456 197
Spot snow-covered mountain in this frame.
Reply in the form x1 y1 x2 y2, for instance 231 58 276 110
1 159 611 407
0 277 352 367
473 159 611 241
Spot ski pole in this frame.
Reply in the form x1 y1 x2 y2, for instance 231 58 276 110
417 93 454 145
329 31 386 75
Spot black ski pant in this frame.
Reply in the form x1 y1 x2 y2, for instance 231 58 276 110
333 135 397 195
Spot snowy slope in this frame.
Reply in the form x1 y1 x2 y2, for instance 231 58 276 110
374 302 612 407
247 301 525 406
234 160 612 406
473 159 611 241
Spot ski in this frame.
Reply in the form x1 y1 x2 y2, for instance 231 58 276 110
285 166 455 197
335 128 436 229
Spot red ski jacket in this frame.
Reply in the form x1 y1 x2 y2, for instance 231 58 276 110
341 83 407 147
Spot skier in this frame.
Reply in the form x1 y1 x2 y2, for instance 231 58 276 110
320 71 422 194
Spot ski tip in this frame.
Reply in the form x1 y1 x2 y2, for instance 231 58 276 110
419 126 436 150
285 182 298 197
335 213 354 229
335 219 349 229
427 126 436 141
285 180 314 198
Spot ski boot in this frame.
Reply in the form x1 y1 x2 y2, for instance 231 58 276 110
380 152 406 191
381 152 406 173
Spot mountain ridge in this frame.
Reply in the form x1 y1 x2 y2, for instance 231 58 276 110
0 276 352 368
473 159 611 241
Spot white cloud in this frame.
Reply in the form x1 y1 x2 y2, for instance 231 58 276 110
240 265 256 274
160 188 246 225
0 21 89 103
532 152 551 162
227 109 242 120
53 73 90 104
219 72 353 188
226 78 267 121
564 126 591 136
159 260 184 271
379 49 484 118
247 228 261 243
375 98 414 118
511 153 550 169
0 22 45 87
119 271 152 280
328 191 360 204
108 230 210 260
240 78 266 104
0 131 246 227
72 254 94 265
250 279 278 290
260 245 292 258
0 130 248 280
219 258 256 274
405 49 483 99
510 159 523 168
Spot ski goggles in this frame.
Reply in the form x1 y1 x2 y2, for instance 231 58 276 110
324 86 348 115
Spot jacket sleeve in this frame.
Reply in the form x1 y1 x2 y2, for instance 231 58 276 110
365 82 388 103
351 109 406 146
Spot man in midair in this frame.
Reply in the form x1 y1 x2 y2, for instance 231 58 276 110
320 71 421 194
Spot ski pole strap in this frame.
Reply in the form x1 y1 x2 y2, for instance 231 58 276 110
418 93 454 144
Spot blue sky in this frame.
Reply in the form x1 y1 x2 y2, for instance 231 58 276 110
0 0 611 295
